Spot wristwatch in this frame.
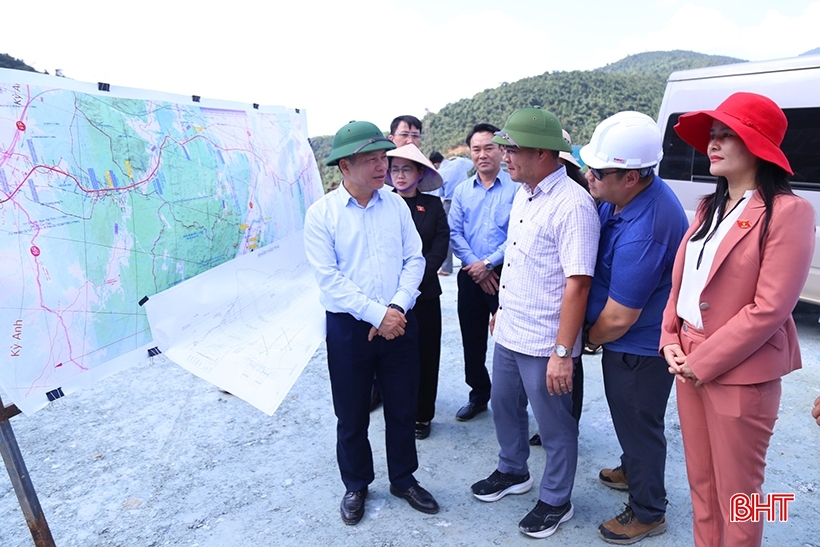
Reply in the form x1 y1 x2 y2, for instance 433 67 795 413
387 303 405 314
554 344 571 358
483 259 494 271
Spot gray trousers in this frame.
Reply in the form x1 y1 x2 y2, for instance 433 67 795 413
491 342 578 506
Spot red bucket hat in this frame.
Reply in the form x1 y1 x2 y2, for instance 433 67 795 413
673 92 792 175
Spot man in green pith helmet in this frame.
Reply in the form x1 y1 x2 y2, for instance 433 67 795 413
303 120 440 526
470 107 600 539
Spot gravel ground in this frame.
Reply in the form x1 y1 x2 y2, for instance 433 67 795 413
2 271 819 546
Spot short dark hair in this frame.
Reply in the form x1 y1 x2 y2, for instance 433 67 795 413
466 123 501 147
429 151 444 164
390 115 422 135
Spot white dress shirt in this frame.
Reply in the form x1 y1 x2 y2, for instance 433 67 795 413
303 182 424 328
677 190 754 328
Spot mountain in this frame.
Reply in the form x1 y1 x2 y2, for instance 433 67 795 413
595 50 743 79
310 50 745 190
0 53 39 73
801 47 820 56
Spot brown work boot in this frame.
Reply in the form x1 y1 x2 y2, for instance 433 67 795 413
598 504 666 544
599 465 629 490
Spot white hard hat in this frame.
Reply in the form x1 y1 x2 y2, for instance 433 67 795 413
579 111 663 170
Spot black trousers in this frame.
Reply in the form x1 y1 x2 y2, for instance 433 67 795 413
456 268 499 405
414 297 442 423
326 311 419 492
572 355 584 423
602 349 673 523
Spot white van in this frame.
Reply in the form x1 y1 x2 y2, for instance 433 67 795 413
656 55 820 303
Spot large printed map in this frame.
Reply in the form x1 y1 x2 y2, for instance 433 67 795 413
0 70 324 413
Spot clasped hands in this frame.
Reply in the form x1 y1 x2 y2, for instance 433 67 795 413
368 307 406 341
464 260 499 295
662 343 702 385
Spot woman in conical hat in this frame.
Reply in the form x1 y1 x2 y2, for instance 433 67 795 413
385 144 449 440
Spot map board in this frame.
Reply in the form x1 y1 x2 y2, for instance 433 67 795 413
0 69 324 414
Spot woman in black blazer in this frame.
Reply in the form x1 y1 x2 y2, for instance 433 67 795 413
386 144 450 440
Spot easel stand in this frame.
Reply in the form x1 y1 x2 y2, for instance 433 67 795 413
0 395 56 546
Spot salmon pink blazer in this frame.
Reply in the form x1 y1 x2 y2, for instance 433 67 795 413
660 192 815 385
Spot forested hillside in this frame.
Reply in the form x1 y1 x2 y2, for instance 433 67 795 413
596 50 742 78
0 54 38 72
312 50 744 190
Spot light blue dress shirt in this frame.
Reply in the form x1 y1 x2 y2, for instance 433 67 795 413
437 157 474 200
449 170 517 267
303 182 424 328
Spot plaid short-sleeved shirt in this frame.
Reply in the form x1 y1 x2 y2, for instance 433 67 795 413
493 166 600 357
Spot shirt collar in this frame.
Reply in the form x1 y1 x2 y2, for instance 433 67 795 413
337 180 382 208
470 169 506 189
524 164 568 197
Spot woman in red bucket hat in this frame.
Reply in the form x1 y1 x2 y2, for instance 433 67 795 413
659 92 815 547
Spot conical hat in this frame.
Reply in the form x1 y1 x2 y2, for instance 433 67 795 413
385 144 443 192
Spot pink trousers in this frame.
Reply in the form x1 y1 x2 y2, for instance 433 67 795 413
677 322 781 547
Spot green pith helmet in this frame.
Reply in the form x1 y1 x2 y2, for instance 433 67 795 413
325 121 396 166
491 107 571 152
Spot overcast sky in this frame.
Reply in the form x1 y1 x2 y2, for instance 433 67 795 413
2 0 819 136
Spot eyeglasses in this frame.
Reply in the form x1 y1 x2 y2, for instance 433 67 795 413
389 166 417 176
395 131 422 140
493 130 519 148
352 137 392 155
589 167 621 181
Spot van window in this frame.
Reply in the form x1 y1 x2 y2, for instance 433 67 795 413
659 108 820 189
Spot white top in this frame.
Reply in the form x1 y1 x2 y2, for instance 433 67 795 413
677 190 754 328
493 166 600 357
303 183 424 328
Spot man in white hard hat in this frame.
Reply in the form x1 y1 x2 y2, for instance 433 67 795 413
580 112 688 544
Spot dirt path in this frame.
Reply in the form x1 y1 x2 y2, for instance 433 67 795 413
2 274 819 546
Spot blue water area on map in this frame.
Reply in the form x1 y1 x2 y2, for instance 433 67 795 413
27 180 39 202
153 173 164 195
0 168 9 194
88 168 100 190
27 139 38 163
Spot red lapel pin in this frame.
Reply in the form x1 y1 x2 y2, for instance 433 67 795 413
737 219 751 229
416 205 425 212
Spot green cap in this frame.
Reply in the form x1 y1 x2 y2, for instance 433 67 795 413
325 121 396 166
491 107 571 152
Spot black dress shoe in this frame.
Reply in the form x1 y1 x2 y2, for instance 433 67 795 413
415 422 431 440
390 484 440 514
456 401 487 421
529 433 542 446
340 487 367 525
